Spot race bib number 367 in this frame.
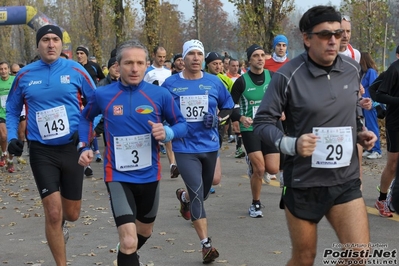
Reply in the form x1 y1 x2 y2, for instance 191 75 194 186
311 127 353 169
180 95 208 122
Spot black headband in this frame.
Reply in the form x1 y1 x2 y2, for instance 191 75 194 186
304 13 342 32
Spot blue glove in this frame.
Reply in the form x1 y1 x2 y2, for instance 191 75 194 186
203 112 218 128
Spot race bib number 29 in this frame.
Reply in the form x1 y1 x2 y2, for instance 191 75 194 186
311 127 353 169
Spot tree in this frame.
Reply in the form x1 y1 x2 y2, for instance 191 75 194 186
158 2 186 57
341 0 394 68
185 0 236 54
229 0 295 52
143 0 160 55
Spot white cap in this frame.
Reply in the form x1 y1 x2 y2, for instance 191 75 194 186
182 39 205 59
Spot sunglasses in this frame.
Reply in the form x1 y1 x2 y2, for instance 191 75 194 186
11 72 18 75
308 29 343 40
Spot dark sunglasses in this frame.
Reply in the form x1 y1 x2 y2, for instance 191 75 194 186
308 29 343 40
11 72 18 75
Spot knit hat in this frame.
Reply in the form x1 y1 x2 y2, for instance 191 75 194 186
107 57 117 69
111 48 117 58
182 39 205 59
273 35 289 49
246 44 264 61
396 45 399 54
173 53 183 62
205 52 222 65
36 25 63 47
76 46 89 57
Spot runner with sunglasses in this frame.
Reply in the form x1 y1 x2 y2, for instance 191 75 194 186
253 6 376 265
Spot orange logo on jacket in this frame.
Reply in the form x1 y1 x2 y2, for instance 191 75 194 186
113 105 123 115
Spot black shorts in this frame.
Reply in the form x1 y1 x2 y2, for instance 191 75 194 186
280 178 362 223
241 131 279 155
0 118 5 123
106 181 160 227
386 129 399 152
29 141 84 200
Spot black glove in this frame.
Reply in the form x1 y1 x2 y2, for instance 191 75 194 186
8 139 24 157
203 112 218 128
69 131 79 146
94 118 104 136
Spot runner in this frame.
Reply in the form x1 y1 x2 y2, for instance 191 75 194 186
78 40 187 266
253 6 376 265
162 39 234 264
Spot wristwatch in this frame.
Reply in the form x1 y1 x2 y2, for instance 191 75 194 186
77 142 88 152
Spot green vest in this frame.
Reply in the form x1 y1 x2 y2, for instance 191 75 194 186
0 76 15 119
239 70 271 132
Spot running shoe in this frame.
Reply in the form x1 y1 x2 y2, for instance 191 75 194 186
202 238 219 264
17 156 27 164
95 153 102 162
362 150 372 157
245 155 253 177
227 135 235 143
7 161 15 173
0 154 6 167
248 203 263 218
176 188 190 220
263 173 271 184
387 179 396 212
209 187 215 194
170 164 179 178
84 166 93 177
235 147 246 158
160 144 166 154
62 220 69 244
367 151 382 159
375 199 393 217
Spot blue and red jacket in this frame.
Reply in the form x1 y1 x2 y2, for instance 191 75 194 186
79 80 187 184
6 58 95 145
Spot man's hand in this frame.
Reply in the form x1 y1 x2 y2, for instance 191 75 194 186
8 139 24 157
357 130 377 151
359 97 372 110
240 116 253 128
296 133 318 157
78 150 93 166
280 112 286 121
148 120 166 141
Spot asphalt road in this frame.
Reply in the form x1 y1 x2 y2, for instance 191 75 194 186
0 139 398 266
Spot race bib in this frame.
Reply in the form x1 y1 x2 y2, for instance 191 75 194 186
253 105 259 118
36 105 70 140
0 95 7 109
311 127 353 168
114 134 152 171
180 95 208 122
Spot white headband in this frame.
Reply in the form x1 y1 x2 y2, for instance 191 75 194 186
182 39 205 59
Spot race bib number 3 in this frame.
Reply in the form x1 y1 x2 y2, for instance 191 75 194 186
36 105 70 140
114 134 152 171
311 127 353 169
180 95 208 122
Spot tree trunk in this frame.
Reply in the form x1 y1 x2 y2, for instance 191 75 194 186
144 0 160 54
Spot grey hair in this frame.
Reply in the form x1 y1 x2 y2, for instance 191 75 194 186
116 40 149 63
